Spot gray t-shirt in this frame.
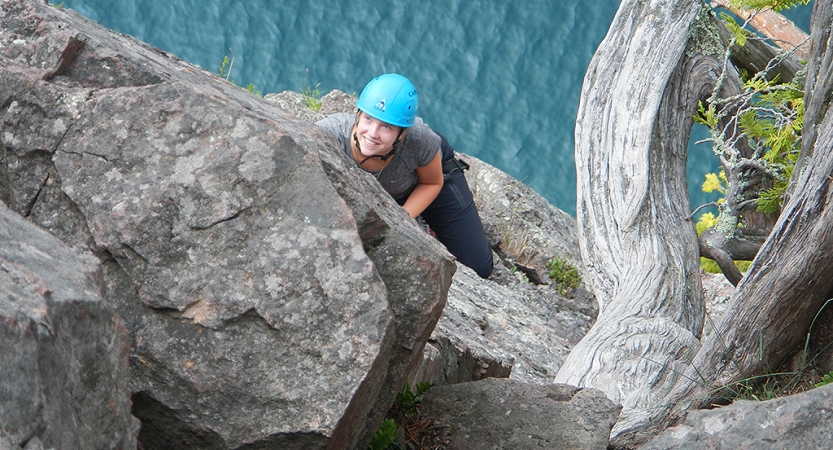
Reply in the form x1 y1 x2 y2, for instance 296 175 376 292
316 113 441 201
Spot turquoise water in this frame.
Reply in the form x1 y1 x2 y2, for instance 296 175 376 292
60 0 812 216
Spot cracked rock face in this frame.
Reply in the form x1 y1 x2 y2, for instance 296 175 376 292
1 1 455 449
419 378 620 450
0 205 138 450
642 382 833 450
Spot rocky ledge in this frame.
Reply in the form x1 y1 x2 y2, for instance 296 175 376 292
3 1 832 449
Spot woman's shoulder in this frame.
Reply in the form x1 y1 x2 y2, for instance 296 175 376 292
315 113 353 154
410 117 437 138
405 118 441 157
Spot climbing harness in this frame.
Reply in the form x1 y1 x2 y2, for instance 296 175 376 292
442 157 470 175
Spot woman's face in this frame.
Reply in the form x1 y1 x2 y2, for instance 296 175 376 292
355 112 401 157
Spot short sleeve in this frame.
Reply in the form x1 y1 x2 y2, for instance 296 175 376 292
315 113 354 154
408 118 441 166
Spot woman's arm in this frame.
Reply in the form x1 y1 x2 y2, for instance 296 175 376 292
402 151 444 218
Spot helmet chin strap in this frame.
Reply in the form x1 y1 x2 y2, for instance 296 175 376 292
358 151 394 165
353 129 404 164
378 149 396 161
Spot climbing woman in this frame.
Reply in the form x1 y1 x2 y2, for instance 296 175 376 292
316 73 494 278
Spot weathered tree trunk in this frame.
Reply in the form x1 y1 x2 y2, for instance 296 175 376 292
560 0 833 445
555 0 709 438
794 0 833 184
660 0 833 424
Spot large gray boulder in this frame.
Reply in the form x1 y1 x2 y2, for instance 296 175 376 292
419 378 620 450
642 382 833 449
0 204 137 449
416 261 596 386
0 1 454 449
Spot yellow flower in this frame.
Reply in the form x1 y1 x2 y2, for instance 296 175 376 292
696 212 717 235
702 173 725 194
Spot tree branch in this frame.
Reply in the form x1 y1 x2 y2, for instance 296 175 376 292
710 0 811 59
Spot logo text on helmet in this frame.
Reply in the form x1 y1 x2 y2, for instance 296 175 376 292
375 99 386 112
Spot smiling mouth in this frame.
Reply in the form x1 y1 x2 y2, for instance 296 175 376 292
361 136 384 153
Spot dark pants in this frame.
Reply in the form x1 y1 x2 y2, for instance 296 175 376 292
420 134 493 278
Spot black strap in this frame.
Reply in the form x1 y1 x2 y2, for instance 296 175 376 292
442 157 470 175
436 132 469 174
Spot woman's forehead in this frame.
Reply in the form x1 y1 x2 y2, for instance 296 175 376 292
359 110 397 128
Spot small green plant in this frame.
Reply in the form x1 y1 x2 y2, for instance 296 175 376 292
508 265 530 283
218 55 232 80
368 382 433 450
217 53 261 96
394 381 433 416
816 371 833 388
302 81 323 112
245 83 262 96
717 371 800 402
368 419 399 450
546 257 581 297
301 68 323 112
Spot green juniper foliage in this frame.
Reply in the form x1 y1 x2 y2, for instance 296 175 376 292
695 74 804 215
692 0 809 271
718 13 751 47
740 79 803 213
728 0 811 12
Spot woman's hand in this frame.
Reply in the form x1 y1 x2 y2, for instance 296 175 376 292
403 151 444 218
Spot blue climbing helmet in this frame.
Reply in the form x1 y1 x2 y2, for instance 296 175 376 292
356 73 419 128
